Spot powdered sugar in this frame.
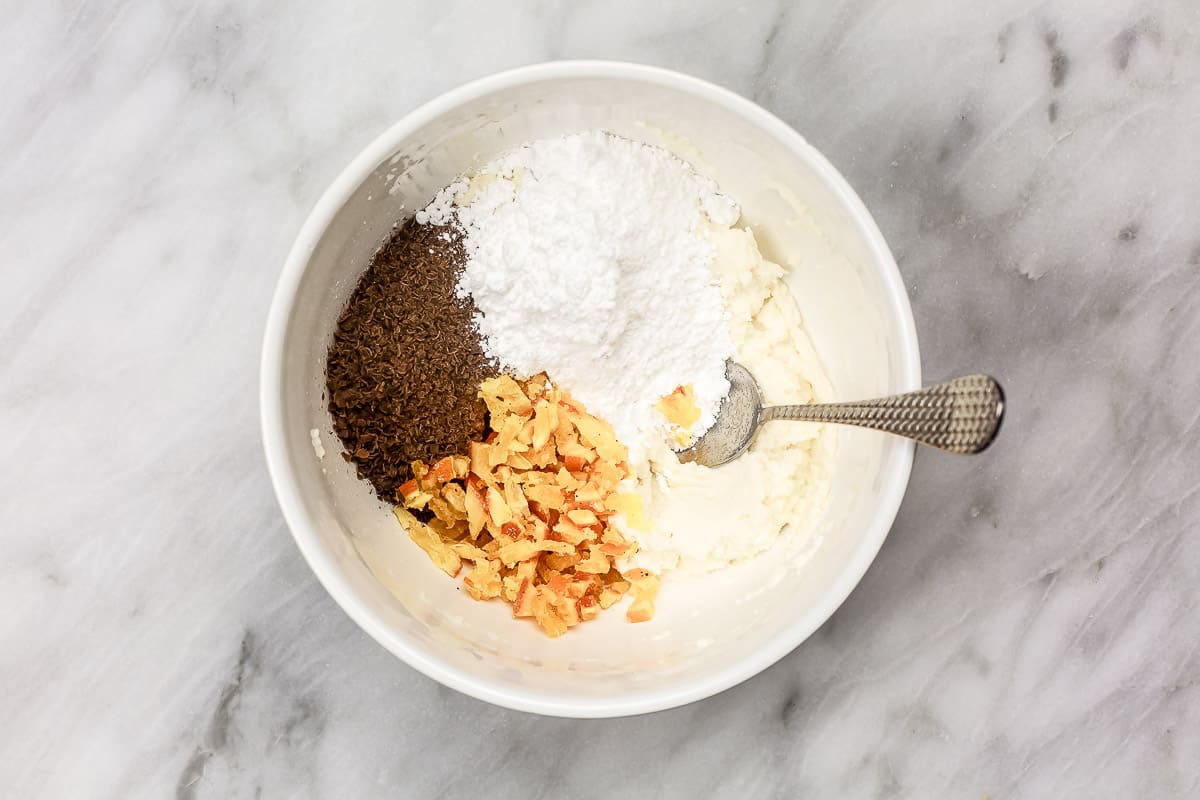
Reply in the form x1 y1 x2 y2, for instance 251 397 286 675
414 179 464 226
421 131 736 453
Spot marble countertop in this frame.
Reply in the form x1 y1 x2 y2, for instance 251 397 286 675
4 1 1199 797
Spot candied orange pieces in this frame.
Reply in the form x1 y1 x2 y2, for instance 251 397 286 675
393 373 658 637
656 384 702 447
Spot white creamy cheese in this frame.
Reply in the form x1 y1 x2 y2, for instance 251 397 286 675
623 223 836 575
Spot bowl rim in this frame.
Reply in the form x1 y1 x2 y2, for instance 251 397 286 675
261 60 921 718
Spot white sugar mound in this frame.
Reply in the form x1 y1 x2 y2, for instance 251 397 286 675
419 132 737 453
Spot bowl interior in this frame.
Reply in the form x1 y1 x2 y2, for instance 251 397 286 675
267 66 918 715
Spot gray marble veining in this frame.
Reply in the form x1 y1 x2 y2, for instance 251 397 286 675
2 1 1198 797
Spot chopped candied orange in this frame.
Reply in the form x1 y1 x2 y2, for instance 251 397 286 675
531 399 556 450
573 483 603 504
464 483 487 537
463 560 503 600
396 373 660 637
532 587 568 637
441 482 467 516
395 508 461 578
403 489 433 511
589 459 629 491
561 454 587 473
655 384 701 436
543 552 581 571
579 593 600 621
495 413 529 454
503 475 530 517
565 409 627 463
624 568 659 623
555 466 584 490
576 547 610 574
566 508 599 527
546 572 572 596
524 516 549 540
479 375 533 418
524 483 565 511
513 578 535 617
598 586 625 609
469 442 496 485
450 541 489 562
452 455 470 479
558 440 596 464
516 418 534 445
552 519 592 546
487 440 510 468
485 485 512 527
506 451 534 470
428 456 455 483
556 596 581 628
497 538 573 567
427 495 458 526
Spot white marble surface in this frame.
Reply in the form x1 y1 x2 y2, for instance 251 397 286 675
3 0 1199 797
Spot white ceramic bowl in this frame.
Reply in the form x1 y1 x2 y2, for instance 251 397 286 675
262 61 920 717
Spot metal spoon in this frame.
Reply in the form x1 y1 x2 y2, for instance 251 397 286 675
677 361 1004 467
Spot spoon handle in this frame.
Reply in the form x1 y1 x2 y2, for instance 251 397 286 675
761 374 1005 454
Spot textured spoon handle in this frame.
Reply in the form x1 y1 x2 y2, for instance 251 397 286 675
761 374 1005 454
